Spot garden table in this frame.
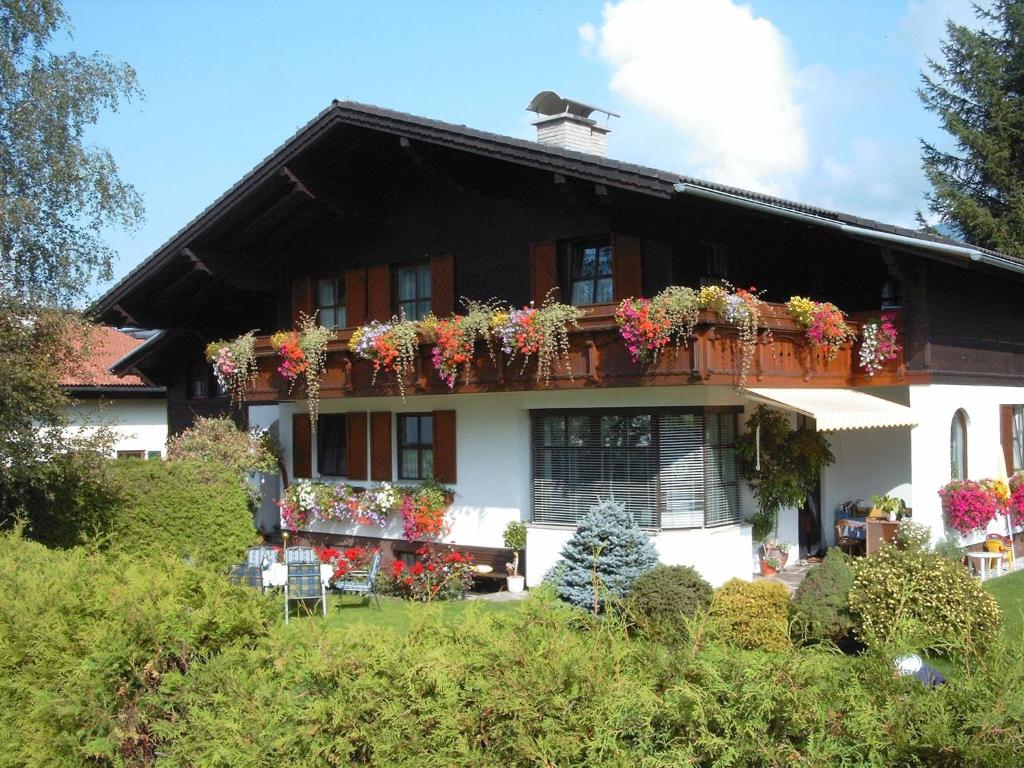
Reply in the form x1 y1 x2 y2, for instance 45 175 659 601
964 550 1005 581
262 562 333 589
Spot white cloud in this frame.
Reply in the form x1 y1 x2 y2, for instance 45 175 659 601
897 0 979 63
587 0 807 193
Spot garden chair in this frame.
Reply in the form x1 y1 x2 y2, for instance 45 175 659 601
835 519 865 557
984 535 1014 575
246 546 278 568
228 564 265 590
333 551 382 609
285 546 317 565
284 562 326 623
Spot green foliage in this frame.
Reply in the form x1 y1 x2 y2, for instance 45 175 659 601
919 0 1024 256
0 0 143 305
103 458 258 568
503 520 527 576
711 578 792 651
790 548 855 644
0 531 275 766
735 405 834 540
0 304 116 544
628 564 713 640
849 545 1002 655
166 415 279 506
551 498 658 614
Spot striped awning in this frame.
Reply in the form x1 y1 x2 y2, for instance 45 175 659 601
743 388 917 431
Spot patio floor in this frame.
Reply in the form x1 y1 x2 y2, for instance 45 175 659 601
753 560 815 593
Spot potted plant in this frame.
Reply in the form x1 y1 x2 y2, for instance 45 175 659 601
872 494 905 521
761 538 791 569
759 555 782 577
503 520 527 593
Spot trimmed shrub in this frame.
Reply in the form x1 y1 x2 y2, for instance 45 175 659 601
790 547 855 644
551 499 658 613
711 578 792 651
894 519 932 552
849 545 1002 654
0 532 275 766
629 564 713 638
103 458 257 568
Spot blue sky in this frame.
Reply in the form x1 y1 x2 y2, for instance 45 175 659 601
62 0 978 298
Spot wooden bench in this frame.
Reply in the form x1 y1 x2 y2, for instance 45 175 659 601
392 541 525 583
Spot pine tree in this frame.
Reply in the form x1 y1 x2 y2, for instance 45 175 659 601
919 1 1024 255
553 499 658 614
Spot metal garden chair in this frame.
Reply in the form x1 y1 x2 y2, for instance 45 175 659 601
284 562 326 623
333 551 383 609
284 546 317 565
228 564 265 590
246 546 278 568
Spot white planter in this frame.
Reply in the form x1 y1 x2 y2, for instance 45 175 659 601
506 575 525 593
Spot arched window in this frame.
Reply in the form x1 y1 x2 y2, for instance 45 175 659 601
950 409 968 480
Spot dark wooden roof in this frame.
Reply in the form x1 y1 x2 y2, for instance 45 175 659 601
93 99 1023 324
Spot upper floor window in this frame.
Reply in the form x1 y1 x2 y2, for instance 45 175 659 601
318 277 346 329
951 409 968 480
317 414 347 477
568 240 613 306
189 357 225 399
397 263 431 321
398 413 433 480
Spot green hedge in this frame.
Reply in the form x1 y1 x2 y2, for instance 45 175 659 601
710 578 792 651
790 547 856 644
103 459 258 568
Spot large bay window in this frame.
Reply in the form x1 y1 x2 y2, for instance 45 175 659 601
530 408 741 529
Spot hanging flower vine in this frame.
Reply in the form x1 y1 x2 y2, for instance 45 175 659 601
270 312 333 428
347 313 420 399
429 299 501 389
858 312 900 375
205 331 259 408
698 283 765 388
786 296 855 361
615 285 699 365
492 292 584 383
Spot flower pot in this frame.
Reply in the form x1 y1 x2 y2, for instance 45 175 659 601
758 559 778 577
763 547 789 569
887 511 897 522
506 575 525 593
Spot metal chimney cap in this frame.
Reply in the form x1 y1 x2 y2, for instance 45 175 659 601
526 90 619 120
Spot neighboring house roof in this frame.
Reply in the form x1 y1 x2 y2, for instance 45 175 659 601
94 100 1024 319
60 326 162 390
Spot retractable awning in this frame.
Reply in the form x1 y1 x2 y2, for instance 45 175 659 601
743 388 917 431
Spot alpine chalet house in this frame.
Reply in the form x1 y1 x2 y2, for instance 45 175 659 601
96 95 1024 585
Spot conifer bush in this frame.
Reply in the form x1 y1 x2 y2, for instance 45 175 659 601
629 563 713 639
790 547 855 644
550 499 658 613
711 578 792 651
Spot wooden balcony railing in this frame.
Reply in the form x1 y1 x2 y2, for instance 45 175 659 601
245 303 908 403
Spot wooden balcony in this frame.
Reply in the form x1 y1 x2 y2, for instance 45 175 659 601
245 303 910 403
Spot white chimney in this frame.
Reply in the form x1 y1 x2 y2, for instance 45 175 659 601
526 91 618 158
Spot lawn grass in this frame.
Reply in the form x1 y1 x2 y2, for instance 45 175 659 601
297 594 524 635
985 568 1024 641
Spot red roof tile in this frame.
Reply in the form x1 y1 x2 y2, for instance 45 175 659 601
60 326 151 388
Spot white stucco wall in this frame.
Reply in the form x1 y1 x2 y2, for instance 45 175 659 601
278 385 757 586
64 398 168 457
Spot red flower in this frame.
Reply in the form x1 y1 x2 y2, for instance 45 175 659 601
390 560 406 576
411 561 424 576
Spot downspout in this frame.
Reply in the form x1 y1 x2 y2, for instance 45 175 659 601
673 182 1024 276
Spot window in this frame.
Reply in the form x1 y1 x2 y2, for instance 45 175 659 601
398 413 433 480
146 450 162 460
190 357 225 399
951 409 968 480
531 408 741 529
568 240 613 306
1014 405 1024 473
317 414 347 476
116 450 145 459
397 263 432 321
317 277 346 329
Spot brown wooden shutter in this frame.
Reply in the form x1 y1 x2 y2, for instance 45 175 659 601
370 411 392 481
1000 405 1015 474
366 264 391 321
291 276 315 326
292 413 312 479
530 241 558 306
613 233 643 301
346 411 368 480
432 410 457 483
345 268 367 327
431 254 455 317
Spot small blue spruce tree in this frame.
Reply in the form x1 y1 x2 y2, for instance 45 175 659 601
553 498 658 613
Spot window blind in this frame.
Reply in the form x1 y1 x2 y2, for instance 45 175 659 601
531 409 741 530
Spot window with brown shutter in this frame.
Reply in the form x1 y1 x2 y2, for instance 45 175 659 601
370 411 392 480
432 410 457 483
346 411 368 480
292 413 312 479
612 233 643 301
366 264 391 321
398 413 434 480
291 277 315 326
530 241 558 306
345 268 367 327
1001 404 1024 474
431 254 455 317
567 239 614 306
